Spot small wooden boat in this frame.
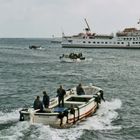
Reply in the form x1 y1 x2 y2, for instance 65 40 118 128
19 84 104 128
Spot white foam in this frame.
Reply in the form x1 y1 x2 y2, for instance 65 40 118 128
78 98 122 130
0 109 21 124
0 121 30 140
0 99 122 140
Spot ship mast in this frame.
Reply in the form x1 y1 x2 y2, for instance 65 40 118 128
137 19 140 29
84 18 91 32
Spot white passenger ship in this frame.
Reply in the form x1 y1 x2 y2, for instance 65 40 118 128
62 19 140 49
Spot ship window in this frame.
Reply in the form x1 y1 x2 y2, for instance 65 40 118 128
68 40 72 43
97 42 99 44
105 42 108 44
114 42 116 44
117 42 120 44
121 42 124 44
136 42 138 44
83 41 86 43
133 42 135 44
93 41 96 44
88 41 91 43
101 42 104 44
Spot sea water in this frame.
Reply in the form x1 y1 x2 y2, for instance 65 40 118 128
0 38 140 140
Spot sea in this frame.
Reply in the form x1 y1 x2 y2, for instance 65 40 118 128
0 38 140 140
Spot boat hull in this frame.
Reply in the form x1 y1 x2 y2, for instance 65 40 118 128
19 85 103 127
62 43 140 49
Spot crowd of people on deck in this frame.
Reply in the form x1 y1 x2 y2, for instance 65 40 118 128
33 83 85 112
69 53 83 59
60 53 83 59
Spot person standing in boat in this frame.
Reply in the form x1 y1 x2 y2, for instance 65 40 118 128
42 91 50 108
33 96 43 112
57 85 66 107
76 83 85 95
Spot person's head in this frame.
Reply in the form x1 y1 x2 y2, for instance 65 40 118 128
79 83 82 87
43 91 47 95
36 96 40 100
60 85 63 89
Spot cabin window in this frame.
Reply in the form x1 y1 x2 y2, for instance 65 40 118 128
105 42 108 44
97 42 99 44
88 41 91 43
121 42 124 44
83 41 86 43
93 41 96 44
114 42 116 44
117 42 120 44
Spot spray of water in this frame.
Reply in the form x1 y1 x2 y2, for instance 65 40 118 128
0 99 122 140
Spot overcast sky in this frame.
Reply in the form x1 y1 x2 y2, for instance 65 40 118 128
0 0 140 38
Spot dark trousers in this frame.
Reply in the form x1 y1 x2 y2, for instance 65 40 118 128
58 97 64 107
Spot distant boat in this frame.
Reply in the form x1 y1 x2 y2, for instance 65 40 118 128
62 19 140 49
29 45 42 49
51 37 62 43
59 53 85 63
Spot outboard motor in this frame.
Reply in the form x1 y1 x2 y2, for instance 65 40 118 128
19 110 24 121
100 90 105 102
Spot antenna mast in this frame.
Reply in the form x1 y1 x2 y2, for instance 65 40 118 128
84 18 91 31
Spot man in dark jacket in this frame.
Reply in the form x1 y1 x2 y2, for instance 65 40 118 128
42 91 50 108
76 83 85 95
57 85 66 107
33 96 43 112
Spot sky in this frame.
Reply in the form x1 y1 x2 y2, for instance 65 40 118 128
0 0 140 38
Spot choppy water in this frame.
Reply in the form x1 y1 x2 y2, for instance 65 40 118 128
0 38 140 140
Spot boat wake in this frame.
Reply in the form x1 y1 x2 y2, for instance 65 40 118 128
79 98 122 130
0 99 122 140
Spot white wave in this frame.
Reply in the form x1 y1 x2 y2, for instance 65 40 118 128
0 99 122 140
0 121 30 140
78 98 122 130
33 124 83 140
0 109 21 124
